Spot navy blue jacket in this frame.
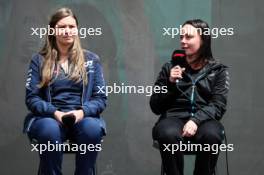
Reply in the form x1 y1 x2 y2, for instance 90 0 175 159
24 50 107 134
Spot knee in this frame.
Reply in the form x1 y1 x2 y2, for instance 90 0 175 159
75 117 103 143
29 118 62 143
197 121 224 145
201 131 223 145
153 125 182 144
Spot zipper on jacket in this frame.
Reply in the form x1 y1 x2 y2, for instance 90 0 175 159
186 63 223 116
82 78 85 106
48 85 52 103
190 84 195 116
189 73 205 116
82 62 89 106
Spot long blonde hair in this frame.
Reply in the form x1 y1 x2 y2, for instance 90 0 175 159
38 7 87 87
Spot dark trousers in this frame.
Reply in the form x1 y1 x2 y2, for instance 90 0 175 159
152 117 224 175
28 117 103 175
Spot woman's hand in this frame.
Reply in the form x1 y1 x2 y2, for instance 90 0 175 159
65 109 84 123
182 120 198 137
54 110 66 123
169 65 186 83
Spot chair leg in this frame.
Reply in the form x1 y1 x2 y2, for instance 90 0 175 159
161 163 165 175
92 162 97 175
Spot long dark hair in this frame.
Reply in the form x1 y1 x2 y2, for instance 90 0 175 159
183 19 214 61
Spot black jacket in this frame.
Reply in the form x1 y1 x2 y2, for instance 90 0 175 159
150 60 229 125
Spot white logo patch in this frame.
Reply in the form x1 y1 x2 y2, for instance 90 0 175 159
84 60 93 67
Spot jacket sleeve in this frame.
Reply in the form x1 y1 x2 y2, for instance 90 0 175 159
191 68 230 125
149 63 179 115
25 54 57 115
82 59 107 117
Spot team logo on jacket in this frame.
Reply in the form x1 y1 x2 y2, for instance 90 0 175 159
208 73 215 77
25 69 32 89
84 60 93 67
84 60 94 72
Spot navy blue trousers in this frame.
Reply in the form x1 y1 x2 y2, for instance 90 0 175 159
28 117 103 175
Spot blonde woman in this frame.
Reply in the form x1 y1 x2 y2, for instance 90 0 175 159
24 7 106 175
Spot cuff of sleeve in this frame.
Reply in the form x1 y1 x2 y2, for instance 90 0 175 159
190 117 201 126
47 106 57 116
81 105 98 117
81 105 89 116
166 79 178 92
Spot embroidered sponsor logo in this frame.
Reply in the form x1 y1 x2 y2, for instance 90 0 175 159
84 60 94 73
84 60 93 67
25 68 32 88
208 73 215 77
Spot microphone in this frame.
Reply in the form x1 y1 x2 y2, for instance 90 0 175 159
171 50 186 83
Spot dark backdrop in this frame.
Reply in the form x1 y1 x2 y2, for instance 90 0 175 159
0 0 262 174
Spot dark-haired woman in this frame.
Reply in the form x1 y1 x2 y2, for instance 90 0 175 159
24 7 106 175
150 19 229 175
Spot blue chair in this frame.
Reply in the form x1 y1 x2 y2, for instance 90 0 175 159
30 137 102 175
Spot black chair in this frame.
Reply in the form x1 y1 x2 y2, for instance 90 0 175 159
153 138 197 175
153 129 226 175
27 114 103 175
